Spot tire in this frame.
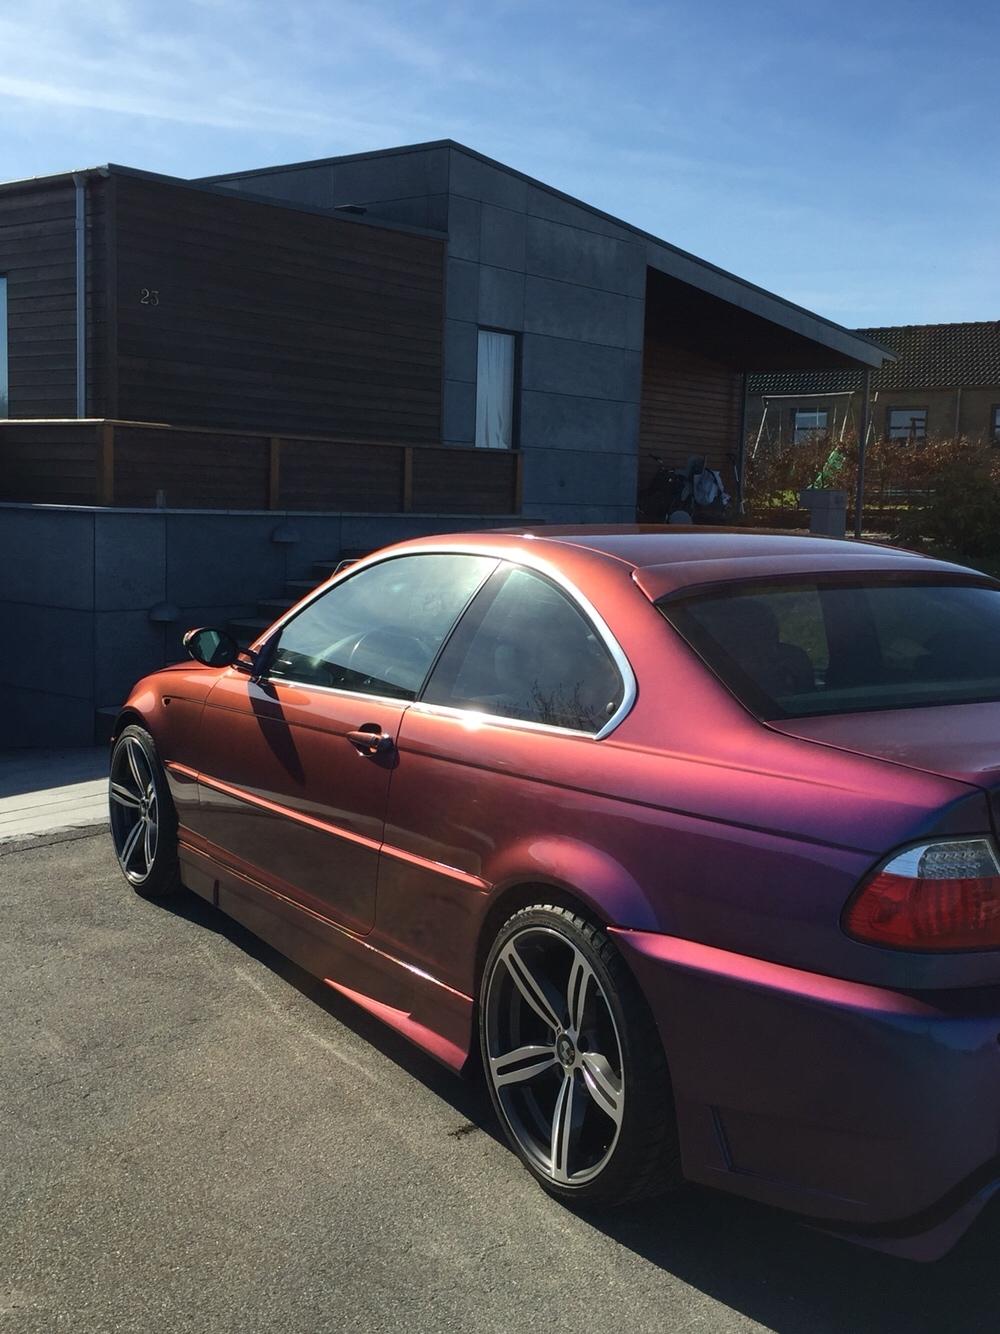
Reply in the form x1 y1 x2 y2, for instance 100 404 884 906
108 724 181 899
479 903 682 1206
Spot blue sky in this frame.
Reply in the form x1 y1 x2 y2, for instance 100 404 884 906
3 0 997 328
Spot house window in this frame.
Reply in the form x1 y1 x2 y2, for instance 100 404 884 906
0 276 8 418
475 329 516 449
887 408 927 440
793 409 829 443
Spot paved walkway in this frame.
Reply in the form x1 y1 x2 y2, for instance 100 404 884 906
0 747 108 843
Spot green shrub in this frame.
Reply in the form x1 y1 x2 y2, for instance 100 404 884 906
746 433 1000 558
896 441 1000 558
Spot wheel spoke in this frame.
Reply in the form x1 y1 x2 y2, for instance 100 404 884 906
501 942 562 1031
580 1052 624 1127
550 1071 577 1183
566 949 594 1035
126 739 146 793
490 1044 558 1088
110 782 141 810
143 816 156 870
120 819 144 868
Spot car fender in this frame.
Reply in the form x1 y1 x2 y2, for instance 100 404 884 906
484 834 667 933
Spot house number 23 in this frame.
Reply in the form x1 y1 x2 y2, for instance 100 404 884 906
140 288 160 306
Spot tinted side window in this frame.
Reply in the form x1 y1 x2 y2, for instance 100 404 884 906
423 565 624 732
268 554 496 699
664 579 1000 718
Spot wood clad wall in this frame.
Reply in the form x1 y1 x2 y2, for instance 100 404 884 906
0 423 98 502
0 420 520 513
0 176 109 418
1 182 75 418
111 174 445 441
638 338 742 490
113 426 270 509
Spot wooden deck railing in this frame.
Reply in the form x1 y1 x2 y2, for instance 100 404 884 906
0 418 523 515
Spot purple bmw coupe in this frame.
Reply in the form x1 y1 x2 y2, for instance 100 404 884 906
110 528 1000 1260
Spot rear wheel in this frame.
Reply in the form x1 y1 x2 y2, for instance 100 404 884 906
480 903 681 1205
108 725 180 899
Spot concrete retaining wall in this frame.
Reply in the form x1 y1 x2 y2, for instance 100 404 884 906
0 504 516 747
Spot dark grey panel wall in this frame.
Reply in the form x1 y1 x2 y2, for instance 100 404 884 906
207 146 451 231
441 147 646 522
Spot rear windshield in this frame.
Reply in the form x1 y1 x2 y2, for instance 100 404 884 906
661 577 1000 719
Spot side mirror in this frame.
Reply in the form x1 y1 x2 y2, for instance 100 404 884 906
183 626 240 668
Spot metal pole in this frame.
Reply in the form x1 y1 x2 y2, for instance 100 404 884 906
854 368 872 539
735 372 748 511
72 173 87 417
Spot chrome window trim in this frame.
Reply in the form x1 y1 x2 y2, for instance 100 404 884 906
250 544 637 739
263 675 417 711
408 698 597 740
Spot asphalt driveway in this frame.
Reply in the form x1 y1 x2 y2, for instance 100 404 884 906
3 830 1000 1334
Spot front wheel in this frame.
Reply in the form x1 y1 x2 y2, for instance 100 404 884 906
480 903 681 1205
108 725 181 899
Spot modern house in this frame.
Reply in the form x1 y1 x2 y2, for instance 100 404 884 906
0 139 890 744
747 321 1000 446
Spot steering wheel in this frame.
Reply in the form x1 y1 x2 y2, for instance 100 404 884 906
345 628 429 685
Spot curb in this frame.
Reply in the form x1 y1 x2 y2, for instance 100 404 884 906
0 822 109 856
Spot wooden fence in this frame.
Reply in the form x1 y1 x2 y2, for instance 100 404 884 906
0 419 522 515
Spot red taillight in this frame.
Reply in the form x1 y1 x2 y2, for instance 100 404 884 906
844 838 1000 951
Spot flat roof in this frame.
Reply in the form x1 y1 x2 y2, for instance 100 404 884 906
0 162 446 241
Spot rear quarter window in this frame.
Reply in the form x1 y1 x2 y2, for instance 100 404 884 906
661 577 1000 719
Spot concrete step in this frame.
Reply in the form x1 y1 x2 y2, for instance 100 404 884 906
285 579 321 599
311 550 369 578
227 617 272 648
256 597 295 620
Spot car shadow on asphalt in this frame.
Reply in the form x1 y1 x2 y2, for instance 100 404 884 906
159 886 502 1142
159 886 1000 1334
575 1187 1000 1334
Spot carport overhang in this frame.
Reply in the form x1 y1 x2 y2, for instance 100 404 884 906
643 245 891 373
639 242 890 535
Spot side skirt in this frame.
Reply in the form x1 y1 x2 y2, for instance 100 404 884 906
178 840 474 1073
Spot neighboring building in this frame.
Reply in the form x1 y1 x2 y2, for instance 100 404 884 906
747 321 1000 447
0 140 888 521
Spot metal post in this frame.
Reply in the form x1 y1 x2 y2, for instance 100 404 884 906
735 372 748 511
854 368 872 539
72 173 87 418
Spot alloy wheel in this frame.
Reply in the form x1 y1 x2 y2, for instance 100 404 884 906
109 736 159 885
484 925 625 1186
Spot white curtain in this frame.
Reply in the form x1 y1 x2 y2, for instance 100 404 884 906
475 330 514 449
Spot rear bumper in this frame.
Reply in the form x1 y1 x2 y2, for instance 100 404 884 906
611 928 1000 1259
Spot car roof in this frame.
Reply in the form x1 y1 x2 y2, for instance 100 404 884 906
417 525 984 601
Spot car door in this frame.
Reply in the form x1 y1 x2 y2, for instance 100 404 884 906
191 551 497 934
377 561 629 983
